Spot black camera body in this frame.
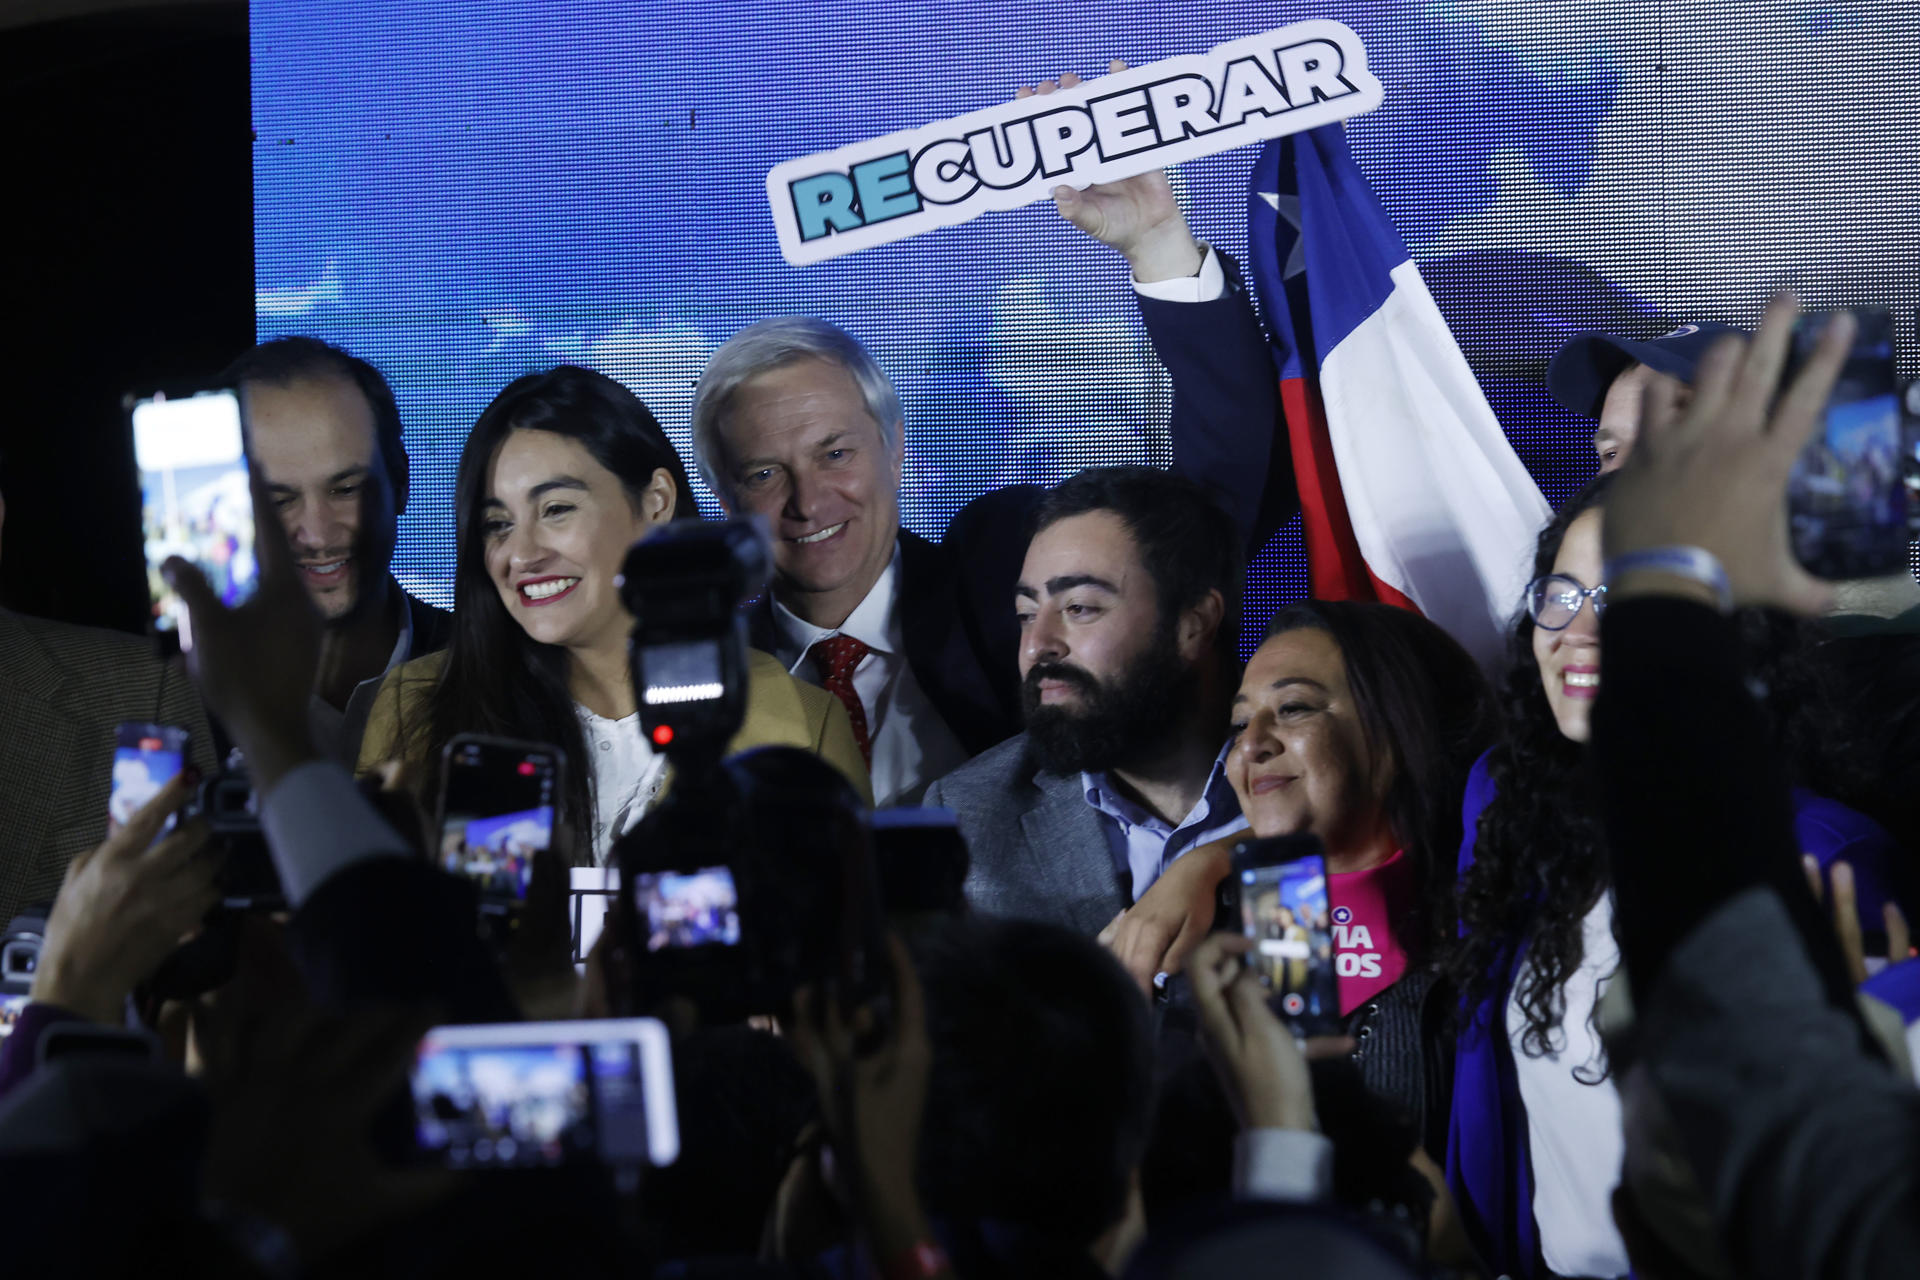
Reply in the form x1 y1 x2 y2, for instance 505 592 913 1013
1 910 48 1037
2 911 47 997
609 519 886 1024
616 515 770 762
194 763 283 911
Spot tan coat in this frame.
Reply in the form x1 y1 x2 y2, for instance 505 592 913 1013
355 646 872 807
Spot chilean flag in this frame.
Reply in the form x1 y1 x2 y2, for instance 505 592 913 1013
1248 125 1548 666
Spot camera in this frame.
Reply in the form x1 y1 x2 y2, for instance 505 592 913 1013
616 514 772 764
196 757 283 911
1 910 48 1039
608 519 887 1024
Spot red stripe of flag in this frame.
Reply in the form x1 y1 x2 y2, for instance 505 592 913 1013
1279 375 1417 612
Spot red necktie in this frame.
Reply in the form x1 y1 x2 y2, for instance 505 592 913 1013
807 633 873 766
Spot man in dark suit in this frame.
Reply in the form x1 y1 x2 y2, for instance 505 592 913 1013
0 475 217 925
923 467 1249 985
691 170 1294 806
222 338 454 764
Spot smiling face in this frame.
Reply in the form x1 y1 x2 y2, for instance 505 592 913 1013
1227 626 1392 857
246 374 398 622
480 429 673 655
1532 507 1605 742
711 357 902 624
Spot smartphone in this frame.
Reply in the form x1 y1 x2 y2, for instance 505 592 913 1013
0 995 28 1040
1234 835 1341 1036
128 386 257 640
109 722 191 835
1787 309 1909 579
870 807 970 916
410 1018 679 1169
435 735 563 903
631 866 743 952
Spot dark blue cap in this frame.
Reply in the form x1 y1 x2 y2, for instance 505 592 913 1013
1546 322 1747 418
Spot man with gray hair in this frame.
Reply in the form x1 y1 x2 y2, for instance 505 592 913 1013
690 164 1295 806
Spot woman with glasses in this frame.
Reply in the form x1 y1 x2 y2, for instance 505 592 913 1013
1442 472 1906 1280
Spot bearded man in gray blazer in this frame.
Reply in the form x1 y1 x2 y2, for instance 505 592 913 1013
923 466 1249 989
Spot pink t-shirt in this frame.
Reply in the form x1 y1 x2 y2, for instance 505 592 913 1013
1328 848 1415 1015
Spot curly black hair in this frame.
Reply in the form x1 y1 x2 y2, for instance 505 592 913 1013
1447 473 1870 1063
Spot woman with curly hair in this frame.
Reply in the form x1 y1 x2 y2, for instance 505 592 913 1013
1443 472 1909 1280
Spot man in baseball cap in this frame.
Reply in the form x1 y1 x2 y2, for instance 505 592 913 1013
1547 322 1745 471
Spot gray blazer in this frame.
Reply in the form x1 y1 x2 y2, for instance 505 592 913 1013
0 609 216 924
922 734 1124 938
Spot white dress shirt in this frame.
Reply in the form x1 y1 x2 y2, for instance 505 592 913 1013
577 704 668 866
1508 893 1632 1279
769 547 969 808
1130 243 1226 304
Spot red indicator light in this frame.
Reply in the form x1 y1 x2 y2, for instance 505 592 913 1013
517 761 537 776
651 724 675 747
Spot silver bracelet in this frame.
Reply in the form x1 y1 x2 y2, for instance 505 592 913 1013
1602 546 1733 612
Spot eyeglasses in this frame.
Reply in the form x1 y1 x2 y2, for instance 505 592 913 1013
1525 574 1607 630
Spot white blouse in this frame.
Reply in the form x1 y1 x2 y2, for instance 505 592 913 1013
1507 893 1631 1279
576 704 668 866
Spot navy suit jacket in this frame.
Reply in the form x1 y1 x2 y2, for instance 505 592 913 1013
750 254 1293 758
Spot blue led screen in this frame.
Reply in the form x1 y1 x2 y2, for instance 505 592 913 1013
252 0 1920 625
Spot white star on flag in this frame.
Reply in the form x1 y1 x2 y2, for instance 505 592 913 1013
1259 191 1309 279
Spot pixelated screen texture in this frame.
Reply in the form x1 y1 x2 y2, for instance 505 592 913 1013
252 0 1920 632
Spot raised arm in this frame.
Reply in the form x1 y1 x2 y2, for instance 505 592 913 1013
1034 62 1293 555
1593 299 1920 1278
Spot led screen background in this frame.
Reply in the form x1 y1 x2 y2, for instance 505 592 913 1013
252 1 1919 623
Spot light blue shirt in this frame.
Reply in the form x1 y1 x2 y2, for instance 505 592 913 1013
1081 743 1248 902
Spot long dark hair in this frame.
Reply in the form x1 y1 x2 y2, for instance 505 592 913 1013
1261 600 1497 965
411 366 698 850
1448 472 1868 1058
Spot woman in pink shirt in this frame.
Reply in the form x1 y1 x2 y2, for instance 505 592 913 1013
1224 600 1496 1155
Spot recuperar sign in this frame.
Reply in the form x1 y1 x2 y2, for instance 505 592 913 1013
766 21 1382 267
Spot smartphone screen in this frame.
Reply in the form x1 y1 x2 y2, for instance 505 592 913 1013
437 737 562 900
632 867 742 952
410 1018 678 1169
1239 850 1340 1034
129 387 257 636
109 722 191 835
1788 309 1908 579
0 993 31 1040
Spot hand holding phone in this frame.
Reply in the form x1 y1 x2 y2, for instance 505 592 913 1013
1602 296 1854 617
33 771 216 1024
1187 932 1328 1132
788 934 926 1215
109 722 192 836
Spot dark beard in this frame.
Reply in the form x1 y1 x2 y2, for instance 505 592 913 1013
1022 624 1196 776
